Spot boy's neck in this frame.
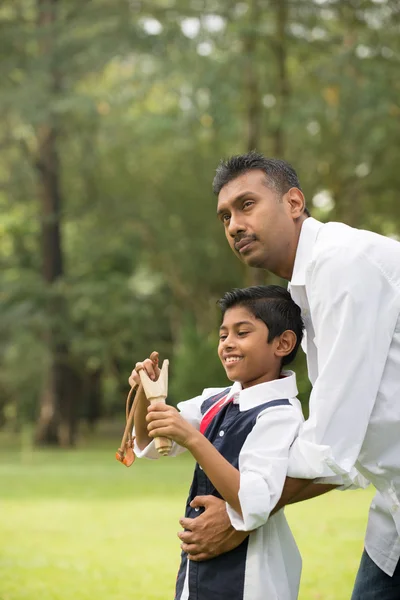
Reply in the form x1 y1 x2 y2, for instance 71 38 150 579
240 368 283 389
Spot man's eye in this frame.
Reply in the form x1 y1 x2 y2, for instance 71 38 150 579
222 214 230 223
243 201 254 209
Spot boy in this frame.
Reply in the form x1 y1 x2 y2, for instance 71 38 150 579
130 285 305 600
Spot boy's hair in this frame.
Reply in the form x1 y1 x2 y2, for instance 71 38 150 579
213 151 310 217
217 285 304 366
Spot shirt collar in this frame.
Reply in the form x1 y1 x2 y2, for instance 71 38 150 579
290 217 324 287
225 371 298 411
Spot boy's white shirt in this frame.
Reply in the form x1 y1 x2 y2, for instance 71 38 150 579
134 371 353 530
135 372 305 599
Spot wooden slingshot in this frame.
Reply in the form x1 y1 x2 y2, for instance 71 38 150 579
115 356 172 466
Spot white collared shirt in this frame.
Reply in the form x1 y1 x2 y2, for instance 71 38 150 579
287 217 400 576
135 372 304 599
135 373 304 527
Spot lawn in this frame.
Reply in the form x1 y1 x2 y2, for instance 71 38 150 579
0 435 373 600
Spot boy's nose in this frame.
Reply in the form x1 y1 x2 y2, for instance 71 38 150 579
222 336 235 350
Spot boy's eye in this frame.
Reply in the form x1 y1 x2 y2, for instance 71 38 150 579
237 331 249 337
219 335 227 341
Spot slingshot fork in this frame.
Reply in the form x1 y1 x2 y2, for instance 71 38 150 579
138 359 172 456
116 354 172 466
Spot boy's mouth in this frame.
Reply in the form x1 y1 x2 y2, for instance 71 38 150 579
224 356 243 365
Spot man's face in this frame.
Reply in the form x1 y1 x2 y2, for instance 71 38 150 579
216 170 298 279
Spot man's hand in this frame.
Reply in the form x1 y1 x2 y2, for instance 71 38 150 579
177 495 248 561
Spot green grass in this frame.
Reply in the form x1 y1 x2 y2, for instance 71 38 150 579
0 437 374 600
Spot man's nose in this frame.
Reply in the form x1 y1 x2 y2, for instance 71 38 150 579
227 213 245 237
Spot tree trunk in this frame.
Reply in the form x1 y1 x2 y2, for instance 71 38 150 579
273 0 289 158
34 0 76 446
243 0 267 287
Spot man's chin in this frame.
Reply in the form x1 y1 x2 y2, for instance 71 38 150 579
239 252 266 269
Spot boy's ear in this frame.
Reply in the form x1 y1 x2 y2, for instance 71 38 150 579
274 330 297 359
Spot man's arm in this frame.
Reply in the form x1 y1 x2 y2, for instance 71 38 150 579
289 247 396 481
272 477 338 513
178 479 337 561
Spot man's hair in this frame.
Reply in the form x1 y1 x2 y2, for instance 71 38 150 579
213 150 310 217
217 285 304 367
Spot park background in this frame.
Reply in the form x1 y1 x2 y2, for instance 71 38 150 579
0 0 398 598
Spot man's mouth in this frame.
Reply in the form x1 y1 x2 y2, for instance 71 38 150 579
234 237 256 253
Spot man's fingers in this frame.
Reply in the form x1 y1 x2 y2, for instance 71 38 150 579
178 530 196 543
187 552 210 562
181 542 201 554
189 495 207 508
179 517 195 530
190 495 224 509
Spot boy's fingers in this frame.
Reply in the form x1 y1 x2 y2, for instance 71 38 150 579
128 369 140 387
149 351 159 364
135 359 157 381
146 416 170 429
147 403 170 412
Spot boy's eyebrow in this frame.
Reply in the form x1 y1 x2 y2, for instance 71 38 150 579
219 320 254 330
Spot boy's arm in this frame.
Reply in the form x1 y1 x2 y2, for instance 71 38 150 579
148 402 302 530
147 403 243 512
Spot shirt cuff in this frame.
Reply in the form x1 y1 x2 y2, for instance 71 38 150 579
315 468 370 490
226 471 272 532
288 438 350 479
133 438 160 459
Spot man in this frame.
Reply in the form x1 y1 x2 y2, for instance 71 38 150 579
177 152 400 599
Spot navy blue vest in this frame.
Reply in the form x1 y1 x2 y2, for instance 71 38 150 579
175 389 291 600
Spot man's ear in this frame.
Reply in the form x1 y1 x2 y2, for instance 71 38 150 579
275 330 297 359
285 188 306 219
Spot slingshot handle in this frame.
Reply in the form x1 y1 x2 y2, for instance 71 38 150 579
150 397 173 456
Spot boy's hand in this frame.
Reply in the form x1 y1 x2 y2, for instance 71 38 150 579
146 404 199 448
128 351 160 387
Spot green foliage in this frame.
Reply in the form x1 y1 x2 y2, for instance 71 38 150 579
0 0 399 431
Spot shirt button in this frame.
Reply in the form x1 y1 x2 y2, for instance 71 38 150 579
392 505 398 513
219 430 224 437
194 507 200 512
199 466 203 470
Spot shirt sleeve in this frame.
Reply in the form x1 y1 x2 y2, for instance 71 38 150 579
288 247 399 479
226 403 303 531
133 388 227 459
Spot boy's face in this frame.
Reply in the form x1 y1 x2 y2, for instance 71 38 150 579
218 305 282 388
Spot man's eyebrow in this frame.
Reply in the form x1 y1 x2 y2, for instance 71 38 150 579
216 192 255 216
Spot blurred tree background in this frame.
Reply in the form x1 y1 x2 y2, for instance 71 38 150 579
0 0 399 446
